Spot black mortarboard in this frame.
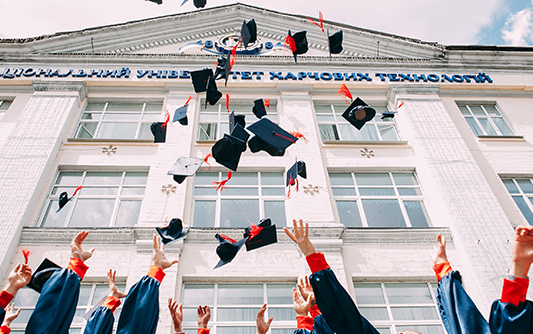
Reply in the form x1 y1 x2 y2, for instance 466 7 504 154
191 68 213 93
381 111 396 119
150 122 167 143
193 0 206 8
212 134 245 171
205 77 222 108
215 234 249 268
56 186 83 212
229 111 246 132
243 218 277 251
252 99 267 119
156 218 187 245
27 258 62 293
342 97 376 130
146 0 162 4
168 157 204 184
328 30 343 55
286 161 307 186
173 104 189 126
247 118 298 156
288 30 308 62
214 53 231 87
241 19 257 48
230 123 250 151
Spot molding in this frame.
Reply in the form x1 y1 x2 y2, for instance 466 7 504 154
477 135 525 142
387 84 440 103
342 227 452 244
66 138 155 144
322 140 410 148
32 80 88 100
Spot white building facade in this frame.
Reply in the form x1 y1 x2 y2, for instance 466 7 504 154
0 4 532 334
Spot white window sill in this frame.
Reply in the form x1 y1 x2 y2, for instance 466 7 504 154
322 140 409 146
477 135 525 142
67 138 155 144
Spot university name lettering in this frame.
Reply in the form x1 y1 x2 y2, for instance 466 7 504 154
0 67 494 84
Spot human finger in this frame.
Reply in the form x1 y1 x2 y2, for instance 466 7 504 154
283 227 297 243
267 317 273 325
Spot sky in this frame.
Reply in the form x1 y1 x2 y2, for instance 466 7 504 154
0 0 533 46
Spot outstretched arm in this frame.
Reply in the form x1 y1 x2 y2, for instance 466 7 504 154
168 299 183 333
256 303 273 334
197 305 211 334
432 234 452 282
510 225 533 278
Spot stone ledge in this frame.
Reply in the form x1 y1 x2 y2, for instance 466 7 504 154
32 81 88 100
342 227 452 244
322 140 410 147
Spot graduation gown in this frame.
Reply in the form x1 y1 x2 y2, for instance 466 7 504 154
83 296 121 334
306 252 380 334
116 266 165 334
26 258 89 334
433 261 491 334
489 276 533 334
292 304 335 334
0 290 14 324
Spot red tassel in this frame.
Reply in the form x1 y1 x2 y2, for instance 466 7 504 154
286 185 291 199
161 110 170 128
284 35 297 52
248 224 264 241
306 12 324 32
296 178 299 192
397 101 404 109
22 249 32 265
230 56 236 70
219 234 237 243
226 94 230 112
212 171 232 192
231 42 239 57
184 95 193 106
290 131 308 143
264 99 271 109
72 186 83 197
336 84 353 104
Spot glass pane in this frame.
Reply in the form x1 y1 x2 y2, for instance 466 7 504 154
393 173 418 185
81 112 101 120
337 124 360 141
76 122 98 138
354 283 385 304
69 199 115 227
261 172 284 185
359 125 380 141
183 284 214 305
359 188 395 196
377 329 391 334
218 284 263 305
513 196 533 224
97 122 138 139
115 200 142 227
484 105 500 115
517 180 533 193
269 307 295 321
396 326 444 334
51 186 78 195
391 306 439 320
183 308 198 322
198 123 217 141
478 118 497 136
42 200 69 227
194 187 218 196
316 115 335 122
262 188 285 196
319 124 339 141
81 187 119 195
398 188 422 196
144 103 163 111
264 201 286 226
11 309 33 324
267 285 294 304
0 100 12 110
465 117 483 136
458 105 470 115
218 308 260 321
493 118 513 135
121 187 146 195
503 179 520 194
92 284 110 304
142 113 160 121
84 172 122 185
14 288 40 306
86 103 106 111
404 201 430 227
378 124 398 141
385 283 433 304
221 188 258 196
103 113 141 120
469 105 485 115
78 285 92 306
198 113 219 122
231 173 258 185
329 173 354 186
336 201 362 227
359 307 389 321
138 123 152 139
217 327 255 334
193 201 216 227
72 309 87 324
332 188 357 196
220 199 259 227
195 173 219 185
314 105 333 113
56 172 83 185
106 103 143 111
124 172 148 185
362 199 406 227
355 173 392 186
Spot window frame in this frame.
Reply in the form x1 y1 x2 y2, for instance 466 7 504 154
0 99 13 121
502 177 533 224
456 102 514 137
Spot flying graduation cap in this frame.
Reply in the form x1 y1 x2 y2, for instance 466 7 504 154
151 111 170 143
146 0 162 4
173 96 193 126
214 234 249 268
285 30 309 63
286 161 307 197
229 111 246 132
328 30 343 55
156 218 187 245
180 0 206 8
57 186 83 212
168 156 204 184
342 98 376 130
243 218 277 251
205 77 222 108
212 132 247 171
214 53 231 87
191 68 214 93
252 99 270 119
247 118 298 156
27 258 62 293
241 19 257 48
381 101 404 119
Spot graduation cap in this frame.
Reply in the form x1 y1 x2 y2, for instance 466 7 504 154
252 99 270 119
214 53 231 87
57 186 83 212
230 123 250 149
173 96 193 126
342 97 376 130
215 234 249 268
328 30 343 55
381 111 397 119
212 133 246 171
285 30 308 63
150 122 167 143
146 0 162 4
243 218 277 251
286 161 307 186
205 77 222 108
27 258 62 293
191 68 214 93
156 218 187 245
194 0 206 8
241 19 257 48
168 157 204 184
229 111 246 132
247 118 298 156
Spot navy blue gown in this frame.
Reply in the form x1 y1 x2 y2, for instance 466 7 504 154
84 296 121 334
489 276 533 334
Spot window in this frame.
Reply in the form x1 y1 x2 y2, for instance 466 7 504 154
10 282 125 334
198 100 278 141
502 178 533 224
75 102 163 139
315 103 399 141
192 172 286 227
353 282 445 334
0 99 12 121
457 103 513 136
181 283 296 334
330 172 430 227
40 171 148 228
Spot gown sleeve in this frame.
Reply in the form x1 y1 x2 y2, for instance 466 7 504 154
306 252 380 334
0 290 14 324
83 296 121 334
116 266 165 334
489 276 533 334
0 326 10 334
25 258 88 334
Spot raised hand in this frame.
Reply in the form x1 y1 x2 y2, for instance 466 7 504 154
2 303 21 327
283 219 316 257
433 234 448 265
292 287 313 317
107 269 127 299
5 263 32 296
298 276 316 307
256 303 273 334
168 298 183 333
70 231 95 262
197 305 211 329
151 234 179 270
511 225 533 277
